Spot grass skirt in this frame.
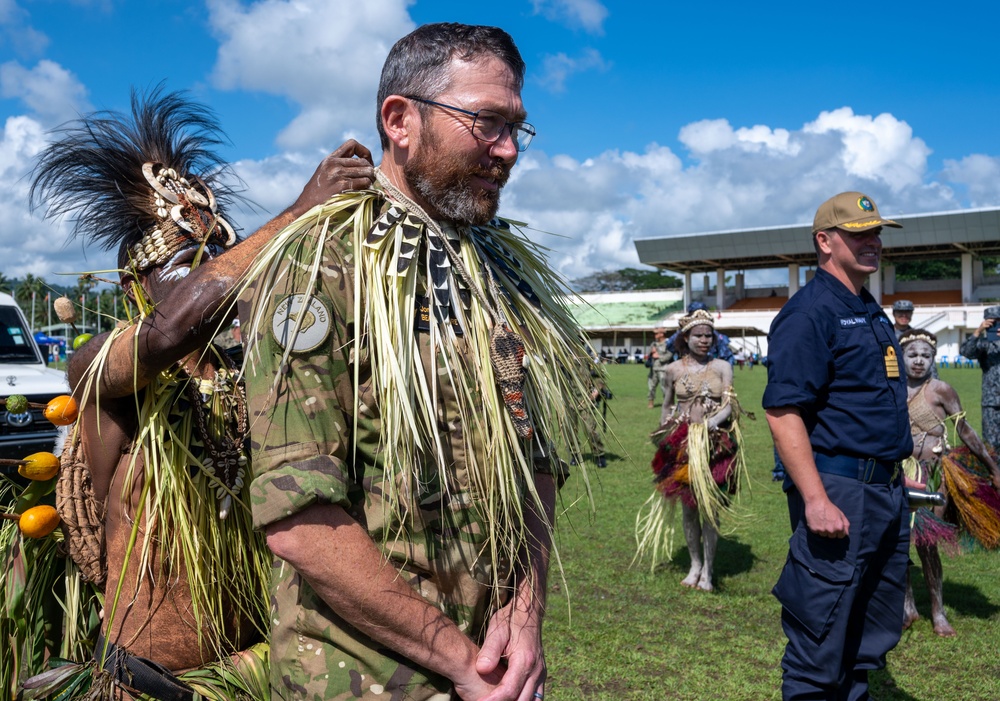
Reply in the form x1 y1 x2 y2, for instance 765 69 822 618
651 420 738 512
908 446 1000 551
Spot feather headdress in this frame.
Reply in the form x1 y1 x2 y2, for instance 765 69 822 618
29 84 242 271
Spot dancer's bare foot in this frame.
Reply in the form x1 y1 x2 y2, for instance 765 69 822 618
681 568 700 588
902 611 920 630
696 576 714 592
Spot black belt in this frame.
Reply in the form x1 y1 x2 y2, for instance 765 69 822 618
814 453 901 484
95 633 196 701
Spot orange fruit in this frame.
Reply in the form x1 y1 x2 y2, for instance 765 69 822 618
18 505 60 538
17 452 60 481
44 395 78 426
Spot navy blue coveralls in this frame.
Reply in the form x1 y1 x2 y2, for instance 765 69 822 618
763 268 912 701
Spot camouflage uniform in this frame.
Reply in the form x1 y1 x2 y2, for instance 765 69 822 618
647 339 671 404
242 194 561 700
961 330 1000 448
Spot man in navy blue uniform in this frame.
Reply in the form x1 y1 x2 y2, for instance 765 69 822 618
764 191 912 700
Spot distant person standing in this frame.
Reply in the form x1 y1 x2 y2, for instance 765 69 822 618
764 192 911 700
734 349 746 370
582 350 611 468
647 327 671 408
893 299 937 378
892 299 914 339
960 306 1000 447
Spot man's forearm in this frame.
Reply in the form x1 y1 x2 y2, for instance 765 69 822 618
766 408 825 502
768 407 852 537
266 503 482 685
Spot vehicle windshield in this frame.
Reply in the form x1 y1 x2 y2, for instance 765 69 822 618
0 307 41 363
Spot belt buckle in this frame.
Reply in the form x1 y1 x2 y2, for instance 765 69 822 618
862 458 877 483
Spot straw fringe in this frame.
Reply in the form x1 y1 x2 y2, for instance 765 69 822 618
941 448 1000 549
72 287 270 665
240 185 596 604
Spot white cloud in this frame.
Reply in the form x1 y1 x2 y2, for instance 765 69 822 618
535 48 608 93
531 0 608 34
680 119 798 156
941 154 1000 208
0 114 84 278
0 0 48 56
803 107 930 192
206 0 412 150
503 108 972 282
228 149 340 229
0 59 90 124
0 0 19 23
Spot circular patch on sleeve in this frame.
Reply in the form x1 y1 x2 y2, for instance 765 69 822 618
271 294 332 352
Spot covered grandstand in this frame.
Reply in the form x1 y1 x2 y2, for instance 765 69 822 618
616 206 1000 359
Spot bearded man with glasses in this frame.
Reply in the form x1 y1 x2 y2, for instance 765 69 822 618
240 22 597 701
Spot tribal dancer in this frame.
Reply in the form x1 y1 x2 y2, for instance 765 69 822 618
2 87 372 700
899 329 1000 637
239 23 599 700
635 308 748 591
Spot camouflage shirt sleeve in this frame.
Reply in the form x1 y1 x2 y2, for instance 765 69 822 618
242 226 359 530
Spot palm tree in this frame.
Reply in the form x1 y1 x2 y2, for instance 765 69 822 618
97 287 125 332
70 275 99 334
15 274 46 330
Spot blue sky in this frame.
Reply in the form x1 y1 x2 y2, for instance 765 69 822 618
1 0 998 285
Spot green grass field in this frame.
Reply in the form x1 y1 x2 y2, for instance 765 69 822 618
544 364 1000 700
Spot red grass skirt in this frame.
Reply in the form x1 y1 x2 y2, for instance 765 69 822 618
651 421 737 510
912 446 1000 550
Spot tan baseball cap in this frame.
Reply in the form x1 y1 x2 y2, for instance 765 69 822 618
812 191 901 234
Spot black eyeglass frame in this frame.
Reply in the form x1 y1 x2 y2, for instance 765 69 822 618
405 96 536 152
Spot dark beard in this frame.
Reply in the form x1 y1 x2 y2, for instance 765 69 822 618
404 129 510 225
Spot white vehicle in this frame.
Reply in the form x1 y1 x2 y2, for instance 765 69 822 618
0 292 70 465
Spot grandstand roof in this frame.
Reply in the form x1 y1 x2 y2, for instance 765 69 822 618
634 206 1000 273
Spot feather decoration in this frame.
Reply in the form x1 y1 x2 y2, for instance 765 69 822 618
28 84 247 257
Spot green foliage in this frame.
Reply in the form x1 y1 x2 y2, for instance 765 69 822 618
895 257 1000 282
0 274 125 334
547 365 1000 700
895 259 961 282
574 267 683 293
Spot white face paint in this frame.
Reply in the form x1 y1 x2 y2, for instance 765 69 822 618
138 242 224 301
686 325 714 358
903 340 935 380
159 266 191 282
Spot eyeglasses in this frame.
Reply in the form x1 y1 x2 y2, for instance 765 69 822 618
406 96 536 152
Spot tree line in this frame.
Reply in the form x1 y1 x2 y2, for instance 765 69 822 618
0 273 125 335
574 259 1000 294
